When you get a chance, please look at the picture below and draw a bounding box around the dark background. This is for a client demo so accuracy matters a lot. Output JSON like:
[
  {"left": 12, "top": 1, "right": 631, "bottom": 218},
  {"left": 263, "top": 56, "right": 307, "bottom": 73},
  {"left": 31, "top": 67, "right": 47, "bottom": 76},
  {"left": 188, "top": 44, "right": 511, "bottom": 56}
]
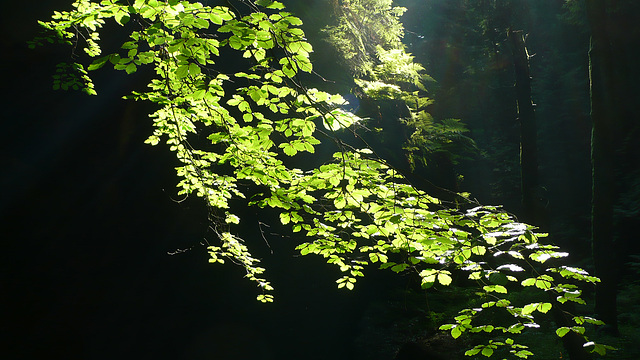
[{"left": 2, "top": 1, "right": 639, "bottom": 359}]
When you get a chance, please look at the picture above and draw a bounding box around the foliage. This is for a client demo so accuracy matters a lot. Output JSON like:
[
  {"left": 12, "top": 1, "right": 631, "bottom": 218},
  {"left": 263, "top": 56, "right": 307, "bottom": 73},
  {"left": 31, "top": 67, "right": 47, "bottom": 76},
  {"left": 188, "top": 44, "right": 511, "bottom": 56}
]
[
  {"left": 322, "top": 0, "right": 406, "bottom": 77},
  {"left": 323, "top": 0, "right": 474, "bottom": 172},
  {"left": 34, "top": 0, "right": 611, "bottom": 357}
]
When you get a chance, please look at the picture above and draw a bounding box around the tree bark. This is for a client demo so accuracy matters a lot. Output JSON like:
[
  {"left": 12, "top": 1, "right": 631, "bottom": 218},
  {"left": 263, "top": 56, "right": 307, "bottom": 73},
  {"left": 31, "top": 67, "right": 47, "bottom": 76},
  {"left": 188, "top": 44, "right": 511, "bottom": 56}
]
[{"left": 586, "top": 0, "right": 619, "bottom": 335}]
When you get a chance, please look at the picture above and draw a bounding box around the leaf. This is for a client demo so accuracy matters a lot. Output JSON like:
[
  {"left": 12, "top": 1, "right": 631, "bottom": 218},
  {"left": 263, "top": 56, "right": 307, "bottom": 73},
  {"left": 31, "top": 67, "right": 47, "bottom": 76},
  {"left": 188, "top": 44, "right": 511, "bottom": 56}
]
[
  {"left": 481, "top": 346, "right": 494, "bottom": 357},
  {"left": 125, "top": 62, "right": 137, "bottom": 74},
  {"left": 522, "top": 303, "right": 538, "bottom": 315},
  {"left": 88, "top": 55, "right": 111, "bottom": 71},
  {"left": 209, "top": 13, "right": 223, "bottom": 25},
  {"left": 534, "top": 275, "right": 554, "bottom": 290},
  {"left": 488, "top": 272, "right": 508, "bottom": 286},
  {"left": 390, "top": 263, "right": 408, "bottom": 273},
  {"left": 229, "top": 35, "right": 243, "bottom": 50},
  {"left": 255, "top": 0, "right": 274, "bottom": 7},
  {"left": 451, "top": 326, "right": 462, "bottom": 339},
  {"left": 465, "top": 348, "right": 481, "bottom": 356},
  {"left": 114, "top": 11, "right": 130, "bottom": 25},
  {"left": 334, "top": 197, "right": 346, "bottom": 209},
  {"left": 471, "top": 245, "right": 486, "bottom": 255},
  {"left": 437, "top": 272, "right": 452, "bottom": 286},
  {"left": 506, "top": 323, "right": 525, "bottom": 334},
  {"left": 188, "top": 63, "right": 201, "bottom": 76},
  {"left": 190, "top": 89, "right": 206, "bottom": 101},
  {"left": 141, "top": 6, "right": 157, "bottom": 19},
  {"left": 556, "top": 327, "right": 570, "bottom": 338},
  {"left": 538, "top": 302, "right": 552, "bottom": 313},
  {"left": 194, "top": 17, "right": 209, "bottom": 29},
  {"left": 225, "top": 213, "right": 240, "bottom": 224},
  {"left": 281, "top": 143, "right": 297, "bottom": 156},
  {"left": 176, "top": 64, "right": 189, "bottom": 79},
  {"left": 483, "top": 285, "right": 507, "bottom": 294},
  {"left": 265, "top": 1, "right": 286, "bottom": 10},
  {"left": 279, "top": 212, "right": 290, "bottom": 225},
  {"left": 287, "top": 41, "right": 312, "bottom": 55},
  {"left": 345, "top": 282, "right": 354, "bottom": 290},
  {"left": 514, "top": 350, "right": 534, "bottom": 358}
]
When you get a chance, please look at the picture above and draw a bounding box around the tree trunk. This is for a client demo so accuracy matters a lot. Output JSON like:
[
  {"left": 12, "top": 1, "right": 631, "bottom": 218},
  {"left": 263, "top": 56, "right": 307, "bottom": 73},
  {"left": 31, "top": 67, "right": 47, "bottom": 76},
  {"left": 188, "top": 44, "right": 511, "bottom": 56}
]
[
  {"left": 586, "top": 0, "right": 619, "bottom": 335},
  {"left": 510, "top": 27, "right": 591, "bottom": 360},
  {"left": 508, "top": 29, "right": 541, "bottom": 225}
]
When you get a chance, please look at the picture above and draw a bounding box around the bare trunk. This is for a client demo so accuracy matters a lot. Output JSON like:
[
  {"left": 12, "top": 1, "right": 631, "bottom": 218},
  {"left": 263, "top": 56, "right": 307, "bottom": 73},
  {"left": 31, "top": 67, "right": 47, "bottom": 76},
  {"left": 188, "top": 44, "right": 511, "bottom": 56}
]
[
  {"left": 586, "top": 0, "right": 619, "bottom": 334},
  {"left": 508, "top": 29, "right": 541, "bottom": 226}
]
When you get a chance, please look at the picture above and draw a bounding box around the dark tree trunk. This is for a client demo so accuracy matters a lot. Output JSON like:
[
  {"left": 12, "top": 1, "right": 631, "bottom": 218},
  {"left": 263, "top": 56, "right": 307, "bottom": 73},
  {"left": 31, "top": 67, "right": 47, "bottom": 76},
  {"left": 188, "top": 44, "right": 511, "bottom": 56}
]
[
  {"left": 586, "top": 0, "right": 619, "bottom": 334},
  {"left": 508, "top": 29, "right": 542, "bottom": 226},
  {"left": 510, "top": 27, "right": 591, "bottom": 360}
]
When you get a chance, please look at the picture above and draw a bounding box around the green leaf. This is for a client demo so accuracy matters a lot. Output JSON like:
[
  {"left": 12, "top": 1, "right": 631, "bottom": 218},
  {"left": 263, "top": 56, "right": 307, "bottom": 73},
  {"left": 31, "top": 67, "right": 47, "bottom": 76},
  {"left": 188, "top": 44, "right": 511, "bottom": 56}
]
[
  {"left": 194, "top": 17, "right": 209, "bottom": 29},
  {"left": 176, "top": 64, "right": 189, "bottom": 79},
  {"left": 506, "top": 323, "right": 525, "bottom": 334},
  {"left": 483, "top": 285, "right": 507, "bottom": 294},
  {"left": 190, "top": 89, "right": 206, "bottom": 101},
  {"left": 465, "top": 348, "right": 481, "bottom": 356},
  {"left": 437, "top": 272, "right": 452, "bottom": 286},
  {"left": 513, "top": 349, "right": 534, "bottom": 358},
  {"left": 109, "top": 54, "right": 121, "bottom": 65},
  {"left": 538, "top": 302, "right": 552, "bottom": 313},
  {"left": 471, "top": 245, "right": 486, "bottom": 255},
  {"left": 125, "top": 62, "right": 137, "bottom": 74},
  {"left": 451, "top": 326, "right": 462, "bottom": 339},
  {"left": 258, "top": 0, "right": 285, "bottom": 10},
  {"left": 114, "top": 11, "right": 130, "bottom": 25},
  {"left": 488, "top": 272, "right": 508, "bottom": 286},
  {"left": 281, "top": 143, "right": 297, "bottom": 156},
  {"left": 188, "top": 63, "right": 201, "bottom": 76},
  {"left": 225, "top": 213, "right": 240, "bottom": 224},
  {"left": 556, "top": 327, "right": 570, "bottom": 338},
  {"left": 481, "top": 346, "right": 494, "bottom": 357},
  {"left": 390, "top": 263, "right": 408, "bottom": 273},
  {"left": 88, "top": 55, "right": 111, "bottom": 71},
  {"left": 279, "top": 212, "right": 290, "bottom": 225},
  {"left": 345, "top": 282, "right": 354, "bottom": 290},
  {"left": 140, "top": 6, "right": 156, "bottom": 19},
  {"left": 534, "top": 275, "right": 554, "bottom": 290},
  {"left": 522, "top": 303, "right": 538, "bottom": 315}
]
